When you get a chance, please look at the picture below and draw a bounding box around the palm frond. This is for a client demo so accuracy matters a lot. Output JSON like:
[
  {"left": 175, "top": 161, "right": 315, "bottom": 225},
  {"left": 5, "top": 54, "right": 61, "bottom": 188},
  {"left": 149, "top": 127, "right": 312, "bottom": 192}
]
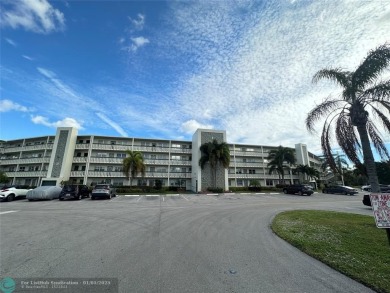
[
  {"left": 370, "top": 105, "right": 390, "bottom": 134},
  {"left": 306, "top": 98, "right": 344, "bottom": 133},
  {"left": 312, "top": 68, "right": 351, "bottom": 88},
  {"left": 367, "top": 121, "right": 390, "bottom": 160},
  {"left": 335, "top": 114, "right": 361, "bottom": 166},
  {"left": 353, "top": 43, "right": 390, "bottom": 89},
  {"left": 321, "top": 122, "right": 338, "bottom": 173},
  {"left": 362, "top": 80, "right": 390, "bottom": 101}
]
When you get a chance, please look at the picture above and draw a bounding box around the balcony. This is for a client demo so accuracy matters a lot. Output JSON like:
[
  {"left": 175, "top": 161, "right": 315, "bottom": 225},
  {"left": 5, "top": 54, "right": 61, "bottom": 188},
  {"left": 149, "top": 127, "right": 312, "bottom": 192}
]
[
  {"left": 88, "top": 157, "right": 124, "bottom": 164},
  {"left": 1, "top": 144, "right": 53, "bottom": 153},
  {"left": 75, "top": 143, "right": 90, "bottom": 150},
  {"left": 92, "top": 144, "right": 131, "bottom": 151},
  {"left": 5, "top": 171, "right": 47, "bottom": 177}
]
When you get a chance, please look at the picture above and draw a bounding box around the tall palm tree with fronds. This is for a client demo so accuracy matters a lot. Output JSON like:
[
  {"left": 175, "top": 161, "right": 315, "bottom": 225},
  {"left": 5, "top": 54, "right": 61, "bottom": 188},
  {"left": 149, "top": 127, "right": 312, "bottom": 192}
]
[
  {"left": 123, "top": 150, "right": 145, "bottom": 187},
  {"left": 306, "top": 43, "right": 390, "bottom": 193},
  {"left": 267, "top": 146, "right": 296, "bottom": 184},
  {"left": 199, "top": 139, "right": 230, "bottom": 188}
]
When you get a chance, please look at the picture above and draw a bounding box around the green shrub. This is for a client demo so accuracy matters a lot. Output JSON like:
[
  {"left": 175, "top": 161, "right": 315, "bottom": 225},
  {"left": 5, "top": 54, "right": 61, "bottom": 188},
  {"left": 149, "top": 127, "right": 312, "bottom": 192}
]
[{"left": 207, "top": 187, "right": 224, "bottom": 193}]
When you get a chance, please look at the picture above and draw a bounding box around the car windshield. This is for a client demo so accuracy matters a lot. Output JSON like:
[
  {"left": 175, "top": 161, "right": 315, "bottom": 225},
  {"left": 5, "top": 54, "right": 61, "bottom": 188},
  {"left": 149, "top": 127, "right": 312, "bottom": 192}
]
[{"left": 94, "top": 185, "right": 109, "bottom": 189}]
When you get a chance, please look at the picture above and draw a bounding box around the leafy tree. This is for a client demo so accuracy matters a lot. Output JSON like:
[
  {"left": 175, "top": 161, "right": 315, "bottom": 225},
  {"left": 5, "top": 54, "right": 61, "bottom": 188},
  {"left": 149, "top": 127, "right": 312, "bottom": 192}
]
[
  {"left": 122, "top": 150, "right": 145, "bottom": 187},
  {"left": 199, "top": 139, "right": 230, "bottom": 188},
  {"left": 267, "top": 146, "right": 296, "bottom": 184},
  {"left": 0, "top": 171, "right": 9, "bottom": 184},
  {"left": 306, "top": 43, "right": 390, "bottom": 193}
]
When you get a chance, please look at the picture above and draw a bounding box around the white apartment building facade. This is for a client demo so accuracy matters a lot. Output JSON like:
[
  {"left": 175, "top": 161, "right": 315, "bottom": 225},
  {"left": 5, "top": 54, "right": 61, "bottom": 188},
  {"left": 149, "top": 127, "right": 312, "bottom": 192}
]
[{"left": 0, "top": 127, "right": 323, "bottom": 192}]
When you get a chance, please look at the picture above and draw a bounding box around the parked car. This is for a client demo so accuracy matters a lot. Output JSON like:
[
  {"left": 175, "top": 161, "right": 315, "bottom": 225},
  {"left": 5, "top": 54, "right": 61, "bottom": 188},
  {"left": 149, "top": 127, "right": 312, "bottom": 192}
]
[
  {"left": 362, "top": 194, "right": 371, "bottom": 206},
  {"left": 0, "top": 185, "right": 31, "bottom": 202},
  {"left": 282, "top": 185, "right": 314, "bottom": 196},
  {"left": 59, "top": 184, "right": 90, "bottom": 200},
  {"left": 27, "top": 186, "right": 62, "bottom": 201},
  {"left": 322, "top": 185, "right": 358, "bottom": 195},
  {"left": 361, "top": 184, "right": 390, "bottom": 192},
  {"left": 91, "top": 184, "right": 116, "bottom": 200}
]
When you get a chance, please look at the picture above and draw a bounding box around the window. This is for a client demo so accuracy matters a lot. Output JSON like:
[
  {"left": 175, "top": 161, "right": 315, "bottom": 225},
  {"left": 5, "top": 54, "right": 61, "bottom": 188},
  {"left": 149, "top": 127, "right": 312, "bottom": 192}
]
[
  {"left": 86, "top": 140, "right": 90, "bottom": 143},
  {"left": 171, "top": 155, "right": 180, "bottom": 160},
  {"left": 237, "top": 180, "right": 243, "bottom": 186},
  {"left": 117, "top": 153, "right": 126, "bottom": 158},
  {"left": 78, "top": 140, "right": 84, "bottom": 143},
  {"left": 19, "top": 166, "right": 25, "bottom": 171},
  {"left": 81, "top": 166, "right": 86, "bottom": 171},
  {"left": 77, "top": 153, "right": 81, "bottom": 157},
  {"left": 150, "top": 167, "right": 155, "bottom": 172},
  {"left": 172, "top": 144, "right": 180, "bottom": 148},
  {"left": 74, "top": 166, "right": 79, "bottom": 171},
  {"left": 110, "top": 141, "right": 116, "bottom": 145},
  {"left": 84, "top": 153, "right": 88, "bottom": 157},
  {"left": 249, "top": 169, "right": 255, "bottom": 174},
  {"left": 94, "top": 166, "right": 105, "bottom": 171},
  {"left": 266, "top": 179, "right": 273, "bottom": 186},
  {"left": 28, "top": 166, "right": 34, "bottom": 171}
]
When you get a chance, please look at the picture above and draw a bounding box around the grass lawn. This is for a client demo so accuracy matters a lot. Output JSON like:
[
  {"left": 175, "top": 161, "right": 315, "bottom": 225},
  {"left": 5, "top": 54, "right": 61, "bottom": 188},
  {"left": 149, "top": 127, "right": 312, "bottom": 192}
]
[{"left": 271, "top": 210, "right": 390, "bottom": 293}]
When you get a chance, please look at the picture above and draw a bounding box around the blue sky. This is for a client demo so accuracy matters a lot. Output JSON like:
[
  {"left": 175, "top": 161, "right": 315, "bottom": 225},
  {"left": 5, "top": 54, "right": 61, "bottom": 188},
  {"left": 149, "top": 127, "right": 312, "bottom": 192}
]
[{"left": 1, "top": 0, "right": 389, "bottom": 156}]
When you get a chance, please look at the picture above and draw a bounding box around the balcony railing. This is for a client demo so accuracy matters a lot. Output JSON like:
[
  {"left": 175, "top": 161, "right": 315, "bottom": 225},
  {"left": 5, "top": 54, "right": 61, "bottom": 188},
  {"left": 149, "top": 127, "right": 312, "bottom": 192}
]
[
  {"left": 1, "top": 144, "right": 53, "bottom": 153},
  {"left": 5, "top": 171, "right": 47, "bottom": 177}
]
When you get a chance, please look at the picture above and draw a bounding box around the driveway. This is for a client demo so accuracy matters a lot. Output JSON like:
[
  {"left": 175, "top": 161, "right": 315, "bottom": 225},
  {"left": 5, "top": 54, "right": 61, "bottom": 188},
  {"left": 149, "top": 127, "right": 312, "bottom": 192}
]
[{"left": 0, "top": 192, "right": 375, "bottom": 292}]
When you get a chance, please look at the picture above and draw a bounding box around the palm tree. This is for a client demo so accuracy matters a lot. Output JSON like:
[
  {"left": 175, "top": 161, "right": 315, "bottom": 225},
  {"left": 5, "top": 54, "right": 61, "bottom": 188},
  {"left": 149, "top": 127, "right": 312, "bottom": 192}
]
[
  {"left": 122, "top": 150, "right": 145, "bottom": 187},
  {"left": 267, "top": 146, "right": 296, "bottom": 184},
  {"left": 295, "top": 164, "right": 320, "bottom": 183},
  {"left": 199, "top": 139, "right": 230, "bottom": 188},
  {"left": 306, "top": 43, "right": 390, "bottom": 193}
]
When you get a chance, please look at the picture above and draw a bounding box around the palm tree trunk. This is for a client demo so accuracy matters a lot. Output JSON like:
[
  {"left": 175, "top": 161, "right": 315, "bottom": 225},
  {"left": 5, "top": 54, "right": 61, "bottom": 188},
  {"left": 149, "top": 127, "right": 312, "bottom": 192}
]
[{"left": 357, "top": 125, "right": 380, "bottom": 193}]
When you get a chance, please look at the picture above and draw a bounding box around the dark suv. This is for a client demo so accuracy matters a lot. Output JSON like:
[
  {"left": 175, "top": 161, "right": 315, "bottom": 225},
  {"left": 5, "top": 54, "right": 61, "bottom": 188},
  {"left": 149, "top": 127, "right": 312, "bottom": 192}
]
[
  {"left": 283, "top": 185, "right": 314, "bottom": 196},
  {"left": 59, "top": 184, "right": 90, "bottom": 200}
]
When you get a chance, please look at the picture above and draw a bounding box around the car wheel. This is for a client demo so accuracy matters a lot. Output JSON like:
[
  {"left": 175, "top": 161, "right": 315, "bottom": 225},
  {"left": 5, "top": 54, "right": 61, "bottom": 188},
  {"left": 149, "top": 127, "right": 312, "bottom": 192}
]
[
  {"left": 28, "top": 199, "right": 34, "bottom": 202},
  {"left": 107, "top": 194, "right": 112, "bottom": 199},
  {"left": 298, "top": 191, "right": 303, "bottom": 196},
  {"left": 76, "top": 194, "right": 81, "bottom": 200},
  {"left": 91, "top": 196, "right": 95, "bottom": 200},
  {"left": 7, "top": 194, "right": 15, "bottom": 202},
  {"left": 283, "top": 189, "right": 288, "bottom": 194},
  {"left": 59, "top": 197, "right": 64, "bottom": 201}
]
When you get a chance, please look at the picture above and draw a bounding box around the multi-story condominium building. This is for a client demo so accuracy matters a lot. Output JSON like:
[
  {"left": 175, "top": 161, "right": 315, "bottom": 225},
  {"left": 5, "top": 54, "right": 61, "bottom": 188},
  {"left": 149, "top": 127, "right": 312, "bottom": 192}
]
[{"left": 0, "top": 127, "right": 323, "bottom": 192}]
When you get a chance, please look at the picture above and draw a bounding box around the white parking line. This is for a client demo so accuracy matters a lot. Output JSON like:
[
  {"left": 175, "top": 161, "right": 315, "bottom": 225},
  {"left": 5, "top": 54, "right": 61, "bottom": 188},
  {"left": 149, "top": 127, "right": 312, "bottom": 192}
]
[
  {"left": 137, "top": 196, "right": 142, "bottom": 202},
  {"left": 0, "top": 210, "right": 19, "bottom": 215},
  {"left": 255, "top": 193, "right": 266, "bottom": 195},
  {"left": 180, "top": 194, "right": 189, "bottom": 201},
  {"left": 124, "top": 194, "right": 139, "bottom": 197}
]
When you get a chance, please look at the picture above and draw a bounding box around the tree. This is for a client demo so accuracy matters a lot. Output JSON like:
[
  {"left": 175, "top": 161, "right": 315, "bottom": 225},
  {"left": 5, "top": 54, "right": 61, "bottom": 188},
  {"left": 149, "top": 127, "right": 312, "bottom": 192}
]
[
  {"left": 199, "top": 139, "right": 230, "bottom": 188},
  {"left": 295, "top": 164, "right": 320, "bottom": 183},
  {"left": 122, "top": 150, "right": 145, "bottom": 187},
  {"left": 306, "top": 43, "right": 390, "bottom": 193},
  {"left": 267, "top": 146, "right": 296, "bottom": 184},
  {"left": 0, "top": 171, "right": 9, "bottom": 184}
]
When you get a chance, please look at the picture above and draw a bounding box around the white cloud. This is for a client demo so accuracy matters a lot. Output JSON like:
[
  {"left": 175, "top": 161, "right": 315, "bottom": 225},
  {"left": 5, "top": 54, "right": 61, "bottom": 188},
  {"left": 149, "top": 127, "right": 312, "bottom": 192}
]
[
  {"left": 159, "top": 0, "right": 390, "bottom": 152},
  {"left": 31, "top": 115, "right": 83, "bottom": 129},
  {"left": 0, "top": 0, "right": 65, "bottom": 34},
  {"left": 0, "top": 99, "right": 31, "bottom": 112},
  {"left": 4, "top": 38, "right": 17, "bottom": 46},
  {"left": 22, "top": 54, "right": 34, "bottom": 60},
  {"left": 181, "top": 120, "right": 213, "bottom": 134},
  {"left": 96, "top": 112, "right": 128, "bottom": 137},
  {"left": 128, "top": 13, "right": 145, "bottom": 30},
  {"left": 129, "top": 36, "right": 150, "bottom": 52}
]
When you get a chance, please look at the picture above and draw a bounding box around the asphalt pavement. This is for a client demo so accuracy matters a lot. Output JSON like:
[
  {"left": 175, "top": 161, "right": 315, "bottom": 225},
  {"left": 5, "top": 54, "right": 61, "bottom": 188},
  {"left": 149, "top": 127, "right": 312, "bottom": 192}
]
[{"left": 0, "top": 191, "right": 376, "bottom": 293}]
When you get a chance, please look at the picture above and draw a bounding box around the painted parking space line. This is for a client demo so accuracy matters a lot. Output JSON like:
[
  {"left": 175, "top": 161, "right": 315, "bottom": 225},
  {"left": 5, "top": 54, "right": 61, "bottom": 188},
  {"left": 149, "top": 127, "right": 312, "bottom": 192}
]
[
  {"left": 0, "top": 210, "right": 19, "bottom": 215},
  {"left": 180, "top": 194, "right": 189, "bottom": 201},
  {"left": 124, "top": 194, "right": 140, "bottom": 197}
]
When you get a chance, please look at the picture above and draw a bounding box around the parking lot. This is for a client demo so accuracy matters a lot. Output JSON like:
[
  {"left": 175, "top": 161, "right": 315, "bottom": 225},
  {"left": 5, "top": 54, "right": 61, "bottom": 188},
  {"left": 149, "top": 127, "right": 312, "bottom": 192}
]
[{"left": 0, "top": 192, "right": 375, "bottom": 293}]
